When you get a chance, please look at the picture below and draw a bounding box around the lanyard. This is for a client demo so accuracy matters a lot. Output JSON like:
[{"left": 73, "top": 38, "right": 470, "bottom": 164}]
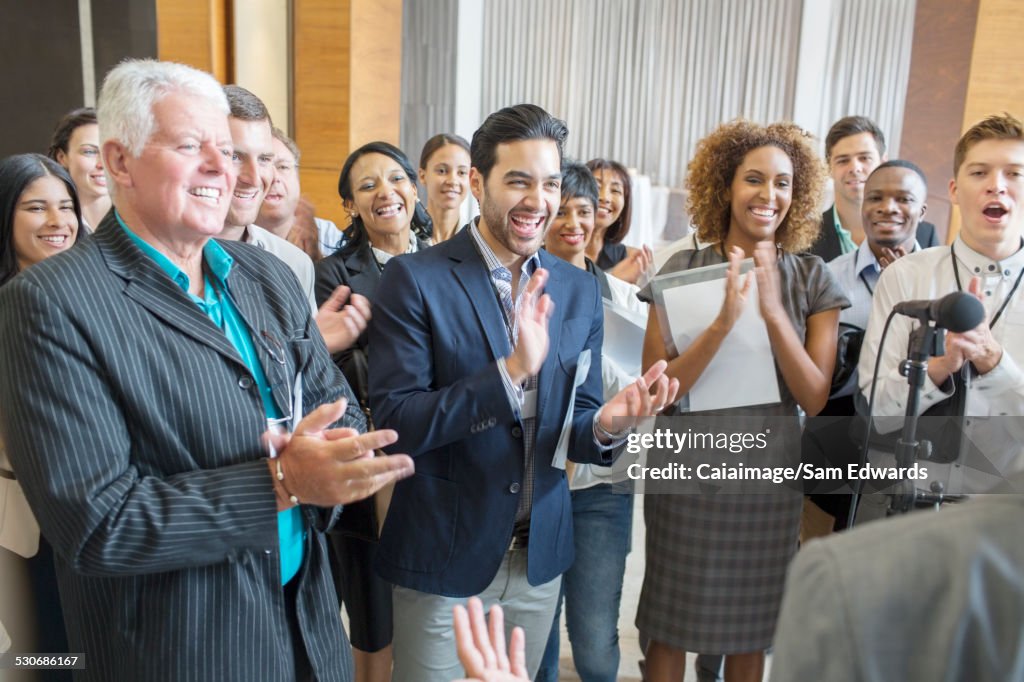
[{"left": 950, "top": 242, "right": 1024, "bottom": 329}]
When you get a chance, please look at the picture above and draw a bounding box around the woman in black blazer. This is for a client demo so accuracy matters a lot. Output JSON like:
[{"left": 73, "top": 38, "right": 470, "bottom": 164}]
[{"left": 314, "top": 141, "right": 430, "bottom": 682}]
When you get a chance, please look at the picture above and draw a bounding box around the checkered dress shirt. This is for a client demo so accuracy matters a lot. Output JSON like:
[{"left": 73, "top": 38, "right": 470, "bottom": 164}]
[{"left": 468, "top": 222, "right": 540, "bottom": 523}]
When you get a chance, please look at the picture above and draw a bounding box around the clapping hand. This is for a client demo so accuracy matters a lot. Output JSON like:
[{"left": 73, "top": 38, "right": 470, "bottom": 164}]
[
  {"left": 505, "top": 269, "right": 553, "bottom": 383},
  {"left": 878, "top": 245, "right": 909, "bottom": 269},
  {"left": 753, "top": 241, "right": 786, "bottom": 324},
  {"left": 265, "top": 399, "right": 414, "bottom": 510},
  {"left": 316, "top": 285, "right": 372, "bottom": 354},
  {"left": 287, "top": 197, "right": 323, "bottom": 260},
  {"left": 609, "top": 245, "right": 654, "bottom": 285},
  {"left": 715, "top": 246, "right": 754, "bottom": 331},
  {"left": 598, "top": 359, "right": 679, "bottom": 438}
]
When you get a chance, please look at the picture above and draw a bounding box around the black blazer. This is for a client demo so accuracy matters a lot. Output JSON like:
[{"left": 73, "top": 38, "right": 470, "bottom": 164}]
[
  {"left": 313, "top": 229, "right": 430, "bottom": 541},
  {"left": 313, "top": 229, "right": 431, "bottom": 413},
  {"left": 0, "top": 213, "right": 364, "bottom": 681},
  {"left": 808, "top": 206, "right": 940, "bottom": 262}
]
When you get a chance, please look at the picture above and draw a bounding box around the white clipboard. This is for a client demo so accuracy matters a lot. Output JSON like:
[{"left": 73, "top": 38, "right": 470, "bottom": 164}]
[{"left": 650, "top": 259, "right": 780, "bottom": 411}]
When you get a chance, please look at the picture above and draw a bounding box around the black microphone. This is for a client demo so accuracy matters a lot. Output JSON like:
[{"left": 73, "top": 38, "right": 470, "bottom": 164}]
[{"left": 893, "top": 291, "right": 985, "bottom": 332}]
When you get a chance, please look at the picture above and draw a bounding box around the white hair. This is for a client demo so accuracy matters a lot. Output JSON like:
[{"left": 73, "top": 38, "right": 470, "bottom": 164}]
[{"left": 97, "top": 59, "right": 229, "bottom": 158}]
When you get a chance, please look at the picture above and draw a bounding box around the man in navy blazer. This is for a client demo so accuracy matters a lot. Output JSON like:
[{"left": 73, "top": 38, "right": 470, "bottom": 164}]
[
  {"left": 0, "top": 60, "right": 412, "bottom": 682},
  {"left": 368, "top": 104, "right": 677, "bottom": 681}
]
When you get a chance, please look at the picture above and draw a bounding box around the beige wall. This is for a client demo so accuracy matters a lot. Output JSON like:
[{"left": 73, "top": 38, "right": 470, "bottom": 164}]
[
  {"left": 156, "top": 0, "right": 231, "bottom": 83},
  {"left": 234, "top": 0, "right": 291, "bottom": 131},
  {"left": 953, "top": 0, "right": 1024, "bottom": 240},
  {"left": 293, "top": 0, "right": 402, "bottom": 228}
]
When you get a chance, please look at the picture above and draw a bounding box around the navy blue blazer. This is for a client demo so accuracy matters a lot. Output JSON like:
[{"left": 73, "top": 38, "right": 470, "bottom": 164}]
[{"left": 368, "top": 228, "right": 613, "bottom": 596}]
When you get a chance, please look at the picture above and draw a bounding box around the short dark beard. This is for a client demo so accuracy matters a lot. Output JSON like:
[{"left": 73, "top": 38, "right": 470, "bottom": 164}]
[{"left": 478, "top": 192, "right": 548, "bottom": 260}]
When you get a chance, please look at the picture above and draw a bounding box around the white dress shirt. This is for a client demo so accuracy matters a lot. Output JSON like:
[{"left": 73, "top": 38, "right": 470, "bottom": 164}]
[
  {"left": 315, "top": 217, "right": 346, "bottom": 256},
  {"left": 859, "top": 237, "right": 1024, "bottom": 492},
  {"left": 243, "top": 224, "right": 317, "bottom": 314}
]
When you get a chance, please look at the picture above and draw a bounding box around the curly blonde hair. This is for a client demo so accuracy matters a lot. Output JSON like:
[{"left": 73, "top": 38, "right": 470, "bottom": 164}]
[{"left": 686, "top": 119, "right": 825, "bottom": 252}]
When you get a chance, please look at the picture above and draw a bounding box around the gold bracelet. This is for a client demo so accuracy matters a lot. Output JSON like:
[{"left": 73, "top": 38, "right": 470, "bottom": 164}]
[{"left": 275, "top": 458, "right": 300, "bottom": 506}]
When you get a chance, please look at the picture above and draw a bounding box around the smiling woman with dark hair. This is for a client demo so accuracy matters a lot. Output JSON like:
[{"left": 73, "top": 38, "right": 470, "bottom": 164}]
[
  {"left": 585, "top": 158, "right": 653, "bottom": 284},
  {"left": 0, "top": 153, "right": 83, "bottom": 285},
  {"left": 314, "top": 140, "right": 432, "bottom": 682},
  {"left": 0, "top": 152, "right": 83, "bottom": 674}
]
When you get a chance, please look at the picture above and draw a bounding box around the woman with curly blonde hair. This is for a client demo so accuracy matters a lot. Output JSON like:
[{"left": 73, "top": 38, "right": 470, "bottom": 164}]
[{"left": 636, "top": 120, "right": 848, "bottom": 682}]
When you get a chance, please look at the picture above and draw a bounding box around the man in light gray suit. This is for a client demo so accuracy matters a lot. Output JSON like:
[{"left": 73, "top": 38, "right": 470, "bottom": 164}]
[
  {"left": 771, "top": 472, "right": 1024, "bottom": 681},
  {"left": 0, "top": 60, "right": 412, "bottom": 681}
]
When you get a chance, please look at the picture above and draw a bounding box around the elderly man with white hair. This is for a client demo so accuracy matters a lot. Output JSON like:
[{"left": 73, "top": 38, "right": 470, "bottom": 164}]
[{"left": 0, "top": 59, "right": 413, "bottom": 682}]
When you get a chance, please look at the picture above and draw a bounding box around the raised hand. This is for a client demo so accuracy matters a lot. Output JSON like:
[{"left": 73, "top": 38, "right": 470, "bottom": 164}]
[
  {"left": 753, "top": 241, "right": 786, "bottom": 324},
  {"left": 265, "top": 399, "right": 414, "bottom": 510},
  {"left": 452, "top": 597, "right": 529, "bottom": 682},
  {"left": 716, "top": 245, "right": 754, "bottom": 331},
  {"left": 598, "top": 359, "right": 680, "bottom": 437},
  {"left": 608, "top": 244, "right": 654, "bottom": 285},
  {"left": 505, "top": 268, "right": 553, "bottom": 384},
  {"left": 315, "top": 285, "right": 372, "bottom": 354}
]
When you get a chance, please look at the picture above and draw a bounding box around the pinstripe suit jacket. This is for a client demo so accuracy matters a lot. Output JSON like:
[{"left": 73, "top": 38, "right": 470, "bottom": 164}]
[{"left": 0, "top": 214, "right": 363, "bottom": 681}]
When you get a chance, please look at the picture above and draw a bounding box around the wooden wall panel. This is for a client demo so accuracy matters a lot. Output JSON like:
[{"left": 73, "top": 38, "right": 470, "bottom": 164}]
[
  {"left": 156, "top": 0, "right": 231, "bottom": 82},
  {"left": 951, "top": 0, "right": 1024, "bottom": 241},
  {"left": 348, "top": 0, "right": 403, "bottom": 148},
  {"left": 294, "top": 0, "right": 351, "bottom": 170},
  {"left": 900, "top": 0, "right": 979, "bottom": 243},
  {"left": 962, "top": 0, "right": 1024, "bottom": 128},
  {"left": 303, "top": 169, "right": 353, "bottom": 232},
  {"left": 294, "top": 0, "right": 402, "bottom": 228}
]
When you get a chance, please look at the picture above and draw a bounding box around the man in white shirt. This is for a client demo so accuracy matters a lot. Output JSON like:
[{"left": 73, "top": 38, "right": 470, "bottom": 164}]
[
  {"left": 221, "top": 85, "right": 368, "bottom": 353},
  {"left": 859, "top": 113, "right": 1024, "bottom": 496},
  {"left": 219, "top": 86, "right": 316, "bottom": 309}
]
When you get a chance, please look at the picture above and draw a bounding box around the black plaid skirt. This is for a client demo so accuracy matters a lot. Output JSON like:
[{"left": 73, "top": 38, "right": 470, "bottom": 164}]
[{"left": 636, "top": 490, "right": 802, "bottom": 653}]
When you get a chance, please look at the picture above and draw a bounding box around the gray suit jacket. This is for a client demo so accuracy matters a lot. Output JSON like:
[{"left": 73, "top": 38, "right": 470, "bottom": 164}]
[
  {"left": 771, "top": 474, "right": 1024, "bottom": 682},
  {"left": 0, "top": 214, "right": 364, "bottom": 681}
]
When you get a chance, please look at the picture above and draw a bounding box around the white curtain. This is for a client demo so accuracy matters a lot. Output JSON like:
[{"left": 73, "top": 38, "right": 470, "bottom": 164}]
[
  {"left": 401, "top": 0, "right": 920, "bottom": 187},
  {"left": 817, "top": 0, "right": 917, "bottom": 156},
  {"left": 480, "top": 0, "right": 803, "bottom": 187},
  {"left": 400, "top": 0, "right": 459, "bottom": 164}
]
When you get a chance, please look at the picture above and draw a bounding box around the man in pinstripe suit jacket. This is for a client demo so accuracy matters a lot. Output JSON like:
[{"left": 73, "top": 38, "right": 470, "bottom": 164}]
[{"left": 0, "top": 60, "right": 412, "bottom": 681}]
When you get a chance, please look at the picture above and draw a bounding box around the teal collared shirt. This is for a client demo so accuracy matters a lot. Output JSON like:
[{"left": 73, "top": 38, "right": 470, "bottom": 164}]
[
  {"left": 833, "top": 208, "right": 858, "bottom": 255},
  {"left": 116, "top": 212, "right": 304, "bottom": 584}
]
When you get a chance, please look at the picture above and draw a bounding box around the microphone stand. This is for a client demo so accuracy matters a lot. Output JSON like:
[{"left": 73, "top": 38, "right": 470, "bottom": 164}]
[{"left": 890, "top": 322, "right": 945, "bottom": 514}]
